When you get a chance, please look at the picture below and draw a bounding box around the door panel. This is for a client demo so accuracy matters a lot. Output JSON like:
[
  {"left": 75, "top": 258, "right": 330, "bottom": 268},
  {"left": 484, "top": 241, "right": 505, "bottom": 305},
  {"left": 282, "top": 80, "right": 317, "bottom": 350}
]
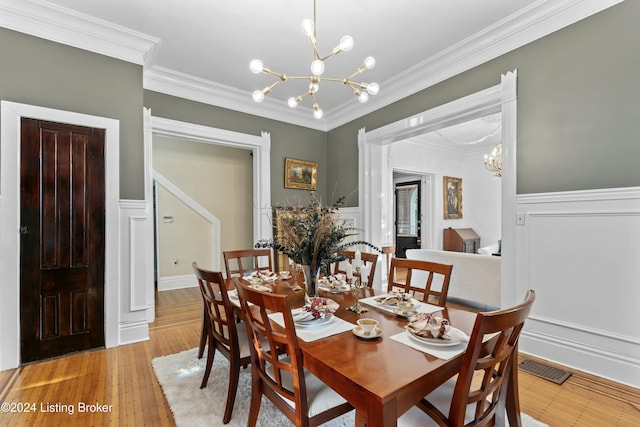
[
  {"left": 20, "top": 118, "right": 105, "bottom": 363},
  {"left": 395, "top": 181, "right": 422, "bottom": 258}
]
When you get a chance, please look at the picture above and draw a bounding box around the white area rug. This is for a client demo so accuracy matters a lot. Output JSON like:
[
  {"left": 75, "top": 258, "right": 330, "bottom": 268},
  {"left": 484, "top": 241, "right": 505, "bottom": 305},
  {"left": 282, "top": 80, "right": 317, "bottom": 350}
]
[{"left": 152, "top": 347, "right": 548, "bottom": 427}]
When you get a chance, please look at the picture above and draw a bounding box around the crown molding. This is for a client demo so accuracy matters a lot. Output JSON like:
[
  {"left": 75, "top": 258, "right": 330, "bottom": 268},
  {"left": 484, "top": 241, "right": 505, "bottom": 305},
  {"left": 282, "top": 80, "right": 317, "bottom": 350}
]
[
  {"left": 0, "top": 0, "right": 159, "bottom": 66},
  {"left": 143, "top": 66, "right": 328, "bottom": 131},
  {"left": 0, "top": 0, "right": 624, "bottom": 130}
]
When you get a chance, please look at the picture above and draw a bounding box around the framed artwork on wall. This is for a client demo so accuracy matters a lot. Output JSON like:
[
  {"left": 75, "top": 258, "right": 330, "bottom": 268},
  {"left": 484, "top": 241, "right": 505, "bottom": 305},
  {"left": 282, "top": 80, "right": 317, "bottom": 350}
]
[
  {"left": 285, "top": 158, "right": 317, "bottom": 190},
  {"left": 443, "top": 176, "right": 462, "bottom": 219}
]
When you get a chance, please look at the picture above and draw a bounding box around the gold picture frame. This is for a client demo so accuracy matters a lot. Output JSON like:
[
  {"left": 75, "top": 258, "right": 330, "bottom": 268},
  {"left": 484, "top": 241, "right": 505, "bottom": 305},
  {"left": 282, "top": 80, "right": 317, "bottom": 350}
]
[
  {"left": 443, "top": 176, "right": 462, "bottom": 219},
  {"left": 285, "top": 158, "right": 317, "bottom": 190}
]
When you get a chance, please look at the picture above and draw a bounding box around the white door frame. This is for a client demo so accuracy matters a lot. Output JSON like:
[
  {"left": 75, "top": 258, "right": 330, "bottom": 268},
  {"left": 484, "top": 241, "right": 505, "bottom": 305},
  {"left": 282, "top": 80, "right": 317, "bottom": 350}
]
[
  {"left": 0, "top": 101, "right": 120, "bottom": 370},
  {"left": 359, "top": 70, "right": 518, "bottom": 307}
]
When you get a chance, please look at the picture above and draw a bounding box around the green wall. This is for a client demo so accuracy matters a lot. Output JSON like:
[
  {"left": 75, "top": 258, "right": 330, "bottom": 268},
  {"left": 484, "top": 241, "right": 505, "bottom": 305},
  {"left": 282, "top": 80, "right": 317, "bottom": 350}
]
[
  {"left": 0, "top": 27, "right": 144, "bottom": 199},
  {"left": 143, "top": 91, "right": 328, "bottom": 205},
  {"left": 327, "top": 1, "right": 640, "bottom": 200},
  {"left": 3, "top": 1, "right": 638, "bottom": 203}
]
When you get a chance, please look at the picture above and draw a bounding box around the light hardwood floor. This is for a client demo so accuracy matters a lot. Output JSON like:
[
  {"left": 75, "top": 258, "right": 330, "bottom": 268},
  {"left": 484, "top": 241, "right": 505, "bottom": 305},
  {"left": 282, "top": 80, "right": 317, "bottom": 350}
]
[{"left": 0, "top": 287, "right": 638, "bottom": 426}]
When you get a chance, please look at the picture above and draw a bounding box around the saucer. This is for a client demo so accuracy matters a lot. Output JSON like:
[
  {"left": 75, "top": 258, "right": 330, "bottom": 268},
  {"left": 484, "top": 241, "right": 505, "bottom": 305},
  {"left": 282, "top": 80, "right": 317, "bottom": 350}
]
[
  {"left": 352, "top": 326, "right": 382, "bottom": 340},
  {"left": 393, "top": 307, "right": 418, "bottom": 318}
]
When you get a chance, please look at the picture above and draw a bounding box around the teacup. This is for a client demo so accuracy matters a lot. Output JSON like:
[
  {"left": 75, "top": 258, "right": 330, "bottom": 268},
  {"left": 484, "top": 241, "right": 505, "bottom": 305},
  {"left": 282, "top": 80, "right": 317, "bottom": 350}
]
[
  {"left": 357, "top": 318, "right": 378, "bottom": 335},
  {"left": 279, "top": 270, "right": 291, "bottom": 279}
]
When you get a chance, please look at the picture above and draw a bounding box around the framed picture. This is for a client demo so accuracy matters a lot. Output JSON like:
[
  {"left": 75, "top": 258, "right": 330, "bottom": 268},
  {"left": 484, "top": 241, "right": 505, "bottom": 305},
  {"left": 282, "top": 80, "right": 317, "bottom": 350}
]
[
  {"left": 285, "top": 158, "right": 317, "bottom": 190},
  {"left": 443, "top": 176, "right": 462, "bottom": 219}
]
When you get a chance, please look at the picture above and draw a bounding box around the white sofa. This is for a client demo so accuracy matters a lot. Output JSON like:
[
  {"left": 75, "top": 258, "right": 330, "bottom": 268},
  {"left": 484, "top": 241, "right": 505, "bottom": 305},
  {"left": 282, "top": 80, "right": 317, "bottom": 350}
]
[{"left": 405, "top": 249, "right": 501, "bottom": 310}]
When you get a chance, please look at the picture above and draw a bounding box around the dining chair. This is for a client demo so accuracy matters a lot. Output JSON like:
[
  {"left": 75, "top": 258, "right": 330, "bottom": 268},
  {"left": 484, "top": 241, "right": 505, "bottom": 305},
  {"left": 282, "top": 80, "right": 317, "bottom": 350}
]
[
  {"left": 333, "top": 250, "right": 378, "bottom": 287},
  {"left": 398, "top": 290, "right": 536, "bottom": 427},
  {"left": 223, "top": 248, "right": 273, "bottom": 278},
  {"left": 381, "top": 245, "right": 396, "bottom": 290},
  {"left": 192, "top": 262, "right": 252, "bottom": 424},
  {"left": 235, "top": 282, "right": 354, "bottom": 427},
  {"left": 388, "top": 257, "right": 453, "bottom": 306}
]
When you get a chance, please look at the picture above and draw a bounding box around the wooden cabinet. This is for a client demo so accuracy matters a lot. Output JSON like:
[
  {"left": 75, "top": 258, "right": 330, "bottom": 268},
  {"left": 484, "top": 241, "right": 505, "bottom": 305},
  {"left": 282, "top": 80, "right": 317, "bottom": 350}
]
[{"left": 443, "top": 228, "right": 480, "bottom": 253}]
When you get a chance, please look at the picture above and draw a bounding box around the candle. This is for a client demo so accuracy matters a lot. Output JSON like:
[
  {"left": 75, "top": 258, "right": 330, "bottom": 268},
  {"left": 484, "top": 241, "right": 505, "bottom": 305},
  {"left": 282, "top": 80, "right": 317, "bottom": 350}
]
[
  {"left": 345, "top": 263, "right": 353, "bottom": 279},
  {"left": 354, "top": 250, "right": 362, "bottom": 268},
  {"left": 361, "top": 265, "right": 369, "bottom": 283}
]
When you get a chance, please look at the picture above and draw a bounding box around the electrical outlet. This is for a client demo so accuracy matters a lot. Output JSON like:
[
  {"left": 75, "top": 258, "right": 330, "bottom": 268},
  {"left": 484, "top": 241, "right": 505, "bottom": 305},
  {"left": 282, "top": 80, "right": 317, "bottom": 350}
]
[{"left": 516, "top": 213, "right": 525, "bottom": 225}]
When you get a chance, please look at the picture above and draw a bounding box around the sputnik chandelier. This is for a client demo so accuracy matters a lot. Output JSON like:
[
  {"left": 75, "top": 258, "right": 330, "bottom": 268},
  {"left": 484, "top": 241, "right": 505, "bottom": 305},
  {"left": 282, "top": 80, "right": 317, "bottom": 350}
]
[{"left": 249, "top": 0, "right": 379, "bottom": 119}]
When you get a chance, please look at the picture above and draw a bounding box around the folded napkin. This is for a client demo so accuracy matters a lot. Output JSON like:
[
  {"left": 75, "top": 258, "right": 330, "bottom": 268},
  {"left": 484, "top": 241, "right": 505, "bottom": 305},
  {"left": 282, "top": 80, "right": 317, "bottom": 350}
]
[
  {"left": 292, "top": 309, "right": 316, "bottom": 323},
  {"left": 406, "top": 312, "right": 469, "bottom": 342}
]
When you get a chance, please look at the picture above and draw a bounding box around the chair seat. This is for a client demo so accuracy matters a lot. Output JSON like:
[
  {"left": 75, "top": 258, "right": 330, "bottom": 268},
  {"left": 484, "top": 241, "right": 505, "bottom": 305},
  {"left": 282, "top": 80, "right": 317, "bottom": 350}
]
[
  {"left": 397, "top": 379, "right": 476, "bottom": 426},
  {"left": 267, "top": 358, "right": 350, "bottom": 418}
]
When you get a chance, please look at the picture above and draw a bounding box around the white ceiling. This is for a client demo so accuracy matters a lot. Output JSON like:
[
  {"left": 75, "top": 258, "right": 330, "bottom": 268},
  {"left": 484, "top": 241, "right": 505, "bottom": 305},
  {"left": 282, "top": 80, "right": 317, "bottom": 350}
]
[{"left": 0, "top": 1, "right": 620, "bottom": 131}]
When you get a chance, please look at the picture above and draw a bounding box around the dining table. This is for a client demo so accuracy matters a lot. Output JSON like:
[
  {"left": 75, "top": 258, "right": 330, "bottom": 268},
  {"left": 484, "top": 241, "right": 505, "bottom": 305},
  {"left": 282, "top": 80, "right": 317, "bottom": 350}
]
[{"left": 229, "top": 275, "right": 521, "bottom": 427}]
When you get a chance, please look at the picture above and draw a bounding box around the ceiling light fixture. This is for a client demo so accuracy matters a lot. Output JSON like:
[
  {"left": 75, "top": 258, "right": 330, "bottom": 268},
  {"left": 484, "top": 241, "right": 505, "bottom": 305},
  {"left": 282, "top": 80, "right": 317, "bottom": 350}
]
[
  {"left": 484, "top": 142, "right": 503, "bottom": 177},
  {"left": 249, "top": 0, "right": 379, "bottom": 119}
]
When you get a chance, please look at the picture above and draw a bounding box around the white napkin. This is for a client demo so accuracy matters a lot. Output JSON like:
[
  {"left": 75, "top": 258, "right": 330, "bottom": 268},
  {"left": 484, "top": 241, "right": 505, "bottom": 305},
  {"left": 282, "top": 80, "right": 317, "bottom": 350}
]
[
  {"left": 292, "top": 308, "right": 316, "bottom": 322},
  {"left": 249, "top": 284, "right": 272, "bottom": 293}
]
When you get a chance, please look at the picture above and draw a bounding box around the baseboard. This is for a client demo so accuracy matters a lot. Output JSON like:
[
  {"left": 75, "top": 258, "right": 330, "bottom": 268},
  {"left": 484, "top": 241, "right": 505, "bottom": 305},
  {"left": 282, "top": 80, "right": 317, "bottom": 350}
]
[
  {"left": 119, "top": 319, "right": 149, "bottom": 345},
  {"left": 158, "top": 274, "right": 196, "bottom": 291}
]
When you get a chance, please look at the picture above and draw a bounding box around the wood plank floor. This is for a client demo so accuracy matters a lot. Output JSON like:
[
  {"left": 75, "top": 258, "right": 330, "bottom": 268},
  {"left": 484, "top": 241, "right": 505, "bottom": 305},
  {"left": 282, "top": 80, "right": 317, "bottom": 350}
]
[{"left": 1, "top": 287, "right": 638, "bottom": 426}]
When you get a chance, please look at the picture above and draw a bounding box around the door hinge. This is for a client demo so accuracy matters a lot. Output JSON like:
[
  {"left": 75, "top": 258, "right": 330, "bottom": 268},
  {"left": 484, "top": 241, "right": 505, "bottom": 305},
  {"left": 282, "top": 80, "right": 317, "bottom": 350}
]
[{"left": 20, "top": 226, "right": 29, "bottom": 234}]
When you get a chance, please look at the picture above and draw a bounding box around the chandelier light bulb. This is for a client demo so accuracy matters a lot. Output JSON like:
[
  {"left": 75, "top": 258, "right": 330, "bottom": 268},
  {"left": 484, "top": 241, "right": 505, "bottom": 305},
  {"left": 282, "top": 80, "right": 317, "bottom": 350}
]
[
  {"left": 310, "top": 59, "right": 325, "bottom": 76},
  {"left": 366, "top": 82, "right": 380, "bottom": 95},
  {"left": 358, "top": 92, "right": 369, "bottom": 103},
  {"left": 313, "top": 105, "right": 323, "bottom": 119},
  {"left": 339, "top": 35, "right": 354, "bottom": 52},
  {"left": 249, "top": 59, "right": 264, "bottom": 74},
  {"left": 252, "top": 90, "right": 265, "bottom": 103},
  {"left": 288, "top": 97, "right": 298, "bottom": 108},
  {"left": 364, "top": 56, "right": 376, "bottom": 69},
  {"left": 301, "top": 18, "right": 314, "bottom": 36},
  {"left": 309, "top": 82, "right": 319, "bottom": 94}
]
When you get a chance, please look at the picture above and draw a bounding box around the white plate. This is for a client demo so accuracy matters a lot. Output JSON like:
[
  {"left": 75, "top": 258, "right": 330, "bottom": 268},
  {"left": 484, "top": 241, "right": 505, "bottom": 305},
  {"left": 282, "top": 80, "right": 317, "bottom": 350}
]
[
  {"left": 405, "top": 329, "right": 462, "bottom": 347},
  {"left": 353, "top": 326, "right": 382, "bottom": 339},
  {"left": 294, "top": 315, "right": 334, "bottom": 328}
]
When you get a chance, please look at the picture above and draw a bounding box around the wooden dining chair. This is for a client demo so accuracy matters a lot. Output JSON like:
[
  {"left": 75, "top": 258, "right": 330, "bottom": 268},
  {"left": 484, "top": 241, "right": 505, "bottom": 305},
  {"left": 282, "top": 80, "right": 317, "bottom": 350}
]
[
  {"left": 192, "top": 262, "right": 252, "bottom": 424},
  {"left": 388, "top": 257, "right": 453, "bottom": 306},
  {"left": 223, "top": 248, "right": 273, "bottom": 278},
  {"left": 235, "top": 282, "right": 354, "bottom": 427},
  {"left": 398, "top": 290, "right": 536, "bottom": 427},
  {"left": 333, "top": 250, "right": 378, "bottom": 287}
]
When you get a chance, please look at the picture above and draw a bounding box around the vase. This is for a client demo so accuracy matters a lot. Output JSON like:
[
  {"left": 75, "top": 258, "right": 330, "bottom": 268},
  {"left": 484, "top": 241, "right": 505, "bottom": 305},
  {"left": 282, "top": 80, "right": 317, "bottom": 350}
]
[{"left": 301, "top": 264, "right": 319, "bottom": 300}]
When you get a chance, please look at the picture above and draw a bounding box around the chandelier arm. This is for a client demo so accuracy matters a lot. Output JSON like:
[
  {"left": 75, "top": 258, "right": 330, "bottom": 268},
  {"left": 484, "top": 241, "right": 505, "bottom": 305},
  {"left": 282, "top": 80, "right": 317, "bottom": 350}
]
[
  {"left": 347, "top": 65, "right": 367, "bottom": 80},
  {"left": 261, "top": 67, "right": 287, "bottom": 81},
  {"left": 307, "top": 34, "right": 321, "bottom": 60}
]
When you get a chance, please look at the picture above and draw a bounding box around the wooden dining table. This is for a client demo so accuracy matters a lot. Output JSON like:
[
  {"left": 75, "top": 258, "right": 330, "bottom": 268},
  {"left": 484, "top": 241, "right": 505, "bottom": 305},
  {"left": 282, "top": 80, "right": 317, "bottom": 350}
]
[{"left": 230, "top": 277, "right": 521, "bottom": 427}]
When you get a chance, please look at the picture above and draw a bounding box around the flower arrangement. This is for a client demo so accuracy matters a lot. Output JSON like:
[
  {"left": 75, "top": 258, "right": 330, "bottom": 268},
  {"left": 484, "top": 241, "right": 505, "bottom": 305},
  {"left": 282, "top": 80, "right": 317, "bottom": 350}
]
[{"left": 256, "top": 193, "right": 378, "bottom": 294}]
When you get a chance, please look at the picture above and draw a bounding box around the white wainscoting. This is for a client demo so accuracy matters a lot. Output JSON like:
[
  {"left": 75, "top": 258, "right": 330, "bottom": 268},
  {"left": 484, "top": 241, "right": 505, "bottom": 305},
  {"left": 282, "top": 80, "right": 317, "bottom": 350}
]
[
  {"left": 516, "top": 187, "right": 640, "bottom": 388},
  {"left": 118, "top": 200, "right": 154, "bottom": 345}
]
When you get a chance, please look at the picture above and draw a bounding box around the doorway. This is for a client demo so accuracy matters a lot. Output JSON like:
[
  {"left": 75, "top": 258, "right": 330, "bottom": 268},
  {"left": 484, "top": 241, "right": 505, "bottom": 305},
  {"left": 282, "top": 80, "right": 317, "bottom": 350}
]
[
  {"left": 394, "top": 180, "right": 421, "bottom": 257},
  {"left": 359, "top": 71, "right": 518, "bottom": 307},
  {"left": 1, "top": 101, "right": 120, "bottom": 371}
]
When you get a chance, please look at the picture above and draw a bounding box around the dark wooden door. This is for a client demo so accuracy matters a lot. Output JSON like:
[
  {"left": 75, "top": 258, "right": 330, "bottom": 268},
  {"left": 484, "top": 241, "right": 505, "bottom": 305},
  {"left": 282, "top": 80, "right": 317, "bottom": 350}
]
[
  {"left": 395, "top": 180, "right": 422, "bottom": 258},
  {"left": 20, "top": 118, "right": 106, "bottom": 363}
]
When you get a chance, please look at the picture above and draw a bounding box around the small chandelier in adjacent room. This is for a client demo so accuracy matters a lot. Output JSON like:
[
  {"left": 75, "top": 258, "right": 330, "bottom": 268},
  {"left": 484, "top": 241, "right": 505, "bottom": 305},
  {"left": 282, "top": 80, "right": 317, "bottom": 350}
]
[
  {"left": 249, "top": 0, "right": 379, "bottom": 119},
  {"left": 484, "top": 142, "right": 503, "bottom": 177}
]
